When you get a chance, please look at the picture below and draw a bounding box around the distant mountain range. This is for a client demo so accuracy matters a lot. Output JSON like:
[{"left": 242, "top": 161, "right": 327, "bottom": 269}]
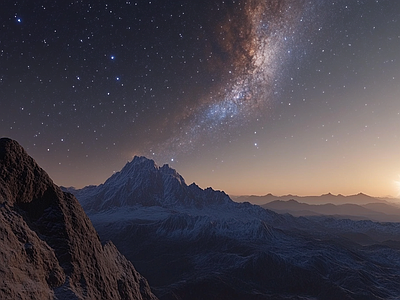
[
  {"left": 260, "top": 200, "right": 400, "bottom": 222},
  {"left": 67, "top": 156, "right": 400, "bottom": 300},
  {"left": 233, "top": 194, "right": 400, "bottom": 222},
  {"left": 232, "top": 193, "right": 399, "bottom": 206},
  {"left": 0, "top": 138, "right": 157, "bottom": 300}
]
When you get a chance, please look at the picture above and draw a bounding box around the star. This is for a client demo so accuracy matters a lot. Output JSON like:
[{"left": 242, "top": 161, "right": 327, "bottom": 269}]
[{"left": 1, "top": 0, "right": 399, "bottom": 197}]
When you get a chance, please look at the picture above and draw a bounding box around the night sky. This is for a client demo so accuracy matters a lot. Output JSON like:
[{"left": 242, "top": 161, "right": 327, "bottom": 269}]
[{"left": 1, "top": 0, "right": 400, "bottom": 197}]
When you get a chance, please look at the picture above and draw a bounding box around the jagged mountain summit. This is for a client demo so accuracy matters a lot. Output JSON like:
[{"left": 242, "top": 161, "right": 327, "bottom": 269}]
[
  {"left": 73, "top": 156, "right": 231, "bottom": 212},
  {"left": 69, "top": 156, "right": 277, "bottom": 241},
  {"left": 71, "top": 155, "right": 400, "bottom": 300},
  {"left": 0, "top": 138, "right": 158, "bottom": 300}
]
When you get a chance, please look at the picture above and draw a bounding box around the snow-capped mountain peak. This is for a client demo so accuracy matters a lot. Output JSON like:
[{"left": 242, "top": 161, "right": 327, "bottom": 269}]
[
  {"left": 75, "top": 156, "right": 230, "bottom": 211},
  {"left": 105, "top": 156, "right": 185, "bottom": 185},
  {"left": 69, "top": 154, "right": 400, "bottom": 299}
]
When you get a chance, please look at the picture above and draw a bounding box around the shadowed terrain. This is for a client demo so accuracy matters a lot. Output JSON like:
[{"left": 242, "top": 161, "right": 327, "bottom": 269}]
[{"left": 0, "top": 138, "right": 157, "bottom": 300}]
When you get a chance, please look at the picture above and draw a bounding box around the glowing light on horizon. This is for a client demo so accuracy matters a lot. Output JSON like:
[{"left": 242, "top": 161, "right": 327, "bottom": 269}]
[{"left": 394, "top": 176, "right": 400, "bottom": 196}]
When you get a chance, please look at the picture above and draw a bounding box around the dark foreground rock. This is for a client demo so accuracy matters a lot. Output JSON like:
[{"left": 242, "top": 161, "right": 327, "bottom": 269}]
[{"left": 0, "top": 138, "right": 157, "bottom": 300}]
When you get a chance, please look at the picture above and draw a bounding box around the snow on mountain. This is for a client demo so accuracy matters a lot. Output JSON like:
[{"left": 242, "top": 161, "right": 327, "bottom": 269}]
[
  {"left": 69, "top": 156, "right": 400, "bottom": 300},
  {"left": 70, "top": 155, "right": 400, "bottom": 246},
  {"left": 70, "top": 156, "right": 280, "bottom": 241},
  {"left": 74, "top": 156, "right": 232, "bottom": 212}
]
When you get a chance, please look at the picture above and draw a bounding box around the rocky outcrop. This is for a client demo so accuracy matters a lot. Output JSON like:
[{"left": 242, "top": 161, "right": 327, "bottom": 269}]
[{"left": 0, "top": 138, "right": 157, "bottom": 300}]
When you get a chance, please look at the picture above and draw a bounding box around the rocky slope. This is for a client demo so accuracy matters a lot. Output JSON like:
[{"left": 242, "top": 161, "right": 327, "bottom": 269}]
[
  {"left": 70, "top": 156, "right": 400, "bottom": 300},
  {"left": 0, "top": 138, "right": 157, "bottom": 300}
]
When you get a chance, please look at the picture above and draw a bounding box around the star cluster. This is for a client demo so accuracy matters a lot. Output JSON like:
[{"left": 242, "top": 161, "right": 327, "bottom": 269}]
[
  {"left": 152, "top": 0, "right": 318, "bottom": 158},
  {"left": 1, "top": 1, "right": 400, "bottom": 196}
]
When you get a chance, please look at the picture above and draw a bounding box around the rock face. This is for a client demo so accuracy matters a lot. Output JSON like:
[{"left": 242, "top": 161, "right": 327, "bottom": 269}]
[{"left": 0, "top": 138, "right": 158, "bottom": 300}]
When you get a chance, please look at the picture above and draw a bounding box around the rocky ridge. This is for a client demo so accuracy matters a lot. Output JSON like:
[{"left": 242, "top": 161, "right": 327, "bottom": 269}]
[{"left": 0, "top": 138, "right": 157, "bottom": 300}]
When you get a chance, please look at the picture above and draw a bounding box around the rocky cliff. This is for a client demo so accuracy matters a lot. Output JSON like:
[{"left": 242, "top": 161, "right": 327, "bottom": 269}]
[{"left": 0, "top": 137, "right": 157, "bottom": 300}]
